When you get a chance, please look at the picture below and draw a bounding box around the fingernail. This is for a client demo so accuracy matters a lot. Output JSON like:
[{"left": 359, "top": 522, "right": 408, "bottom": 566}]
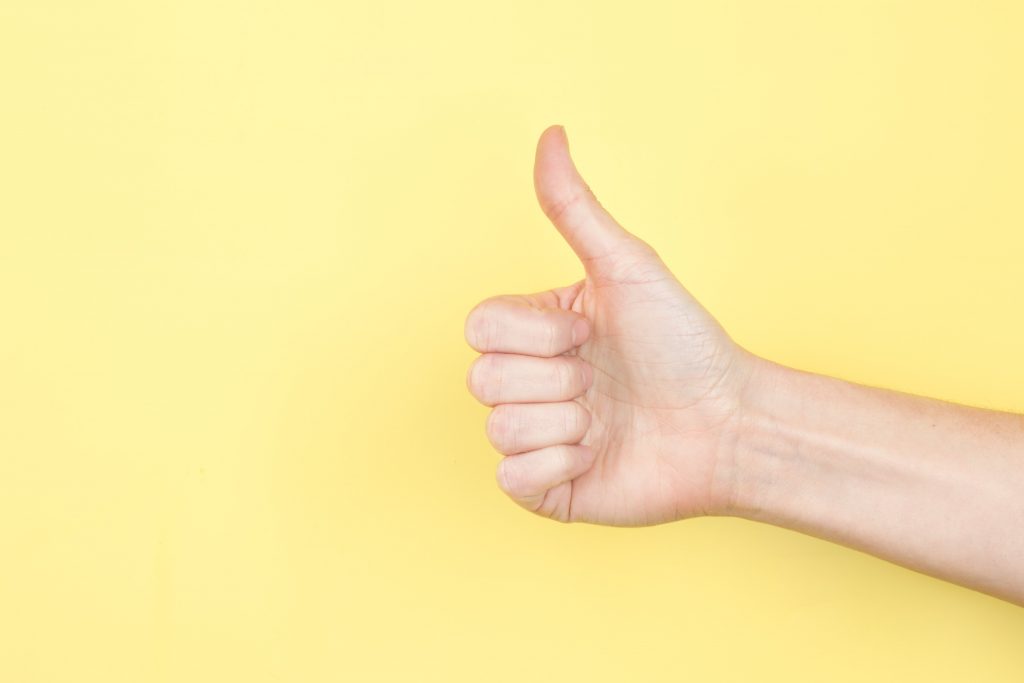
[{"left": 571, "top": 318, "right": 589, "bottom": 346}]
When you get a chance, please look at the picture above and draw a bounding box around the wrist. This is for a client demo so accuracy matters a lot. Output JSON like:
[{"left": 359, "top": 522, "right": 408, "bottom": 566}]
[
  {"left": 711, "top": 355, "right": 811, "bottom": 520},
  {"left": 701, "top": 351, "right": 780, "bottom": 517},
  {"left": 715, "top": 356, "right": 890, "bottom": 525}
]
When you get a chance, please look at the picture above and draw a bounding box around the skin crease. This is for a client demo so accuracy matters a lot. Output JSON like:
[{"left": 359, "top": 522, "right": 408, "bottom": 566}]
[
  {"left": 466, "top": 124, "right": 758, "bottom": 525},
  {"left": 465, "top": 125, "right": 1024, "bottom": 605}
]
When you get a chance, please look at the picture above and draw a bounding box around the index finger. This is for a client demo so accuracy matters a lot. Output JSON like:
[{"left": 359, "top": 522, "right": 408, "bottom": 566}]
[{"left": 464, "top": 296, "right": 591, "bottom": 358}]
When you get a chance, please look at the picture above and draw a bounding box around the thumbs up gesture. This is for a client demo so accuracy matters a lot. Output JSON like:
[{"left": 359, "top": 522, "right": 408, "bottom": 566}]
[{"left": 465, "top": 126, "right": 761, "bottom": 525}]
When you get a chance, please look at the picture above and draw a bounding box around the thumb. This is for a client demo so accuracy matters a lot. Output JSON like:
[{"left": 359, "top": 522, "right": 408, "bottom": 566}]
[{"left": 533, "top": 125, "right": 644, "bottom": 274}]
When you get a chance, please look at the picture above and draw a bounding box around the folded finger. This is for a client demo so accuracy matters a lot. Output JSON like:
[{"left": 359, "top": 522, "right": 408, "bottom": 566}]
[
  {"left": 496, "top": 444, "right": 596, "bottom": 510},
  {"left": 467, "top": 353, "right": 592, "bottom": 406},
  {"left": 464, "top": 296, "right": 590, "bottom": 357},
  {"left": 486, "top": 401, "right": 590, "bottom": 455}
]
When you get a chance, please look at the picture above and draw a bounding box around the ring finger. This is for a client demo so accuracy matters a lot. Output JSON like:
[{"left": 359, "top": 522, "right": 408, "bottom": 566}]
[{"left": 485, "top": 401, "right": 591, "bottom": 455}]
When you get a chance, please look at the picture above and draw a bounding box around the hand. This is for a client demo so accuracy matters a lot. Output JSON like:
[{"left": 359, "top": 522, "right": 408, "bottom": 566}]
[
  {"left": 463, "top": 126, "right": 1024, "bottom": 605},
  {"left": 465, "top": 125, "right": 760, "bottom": 525}
]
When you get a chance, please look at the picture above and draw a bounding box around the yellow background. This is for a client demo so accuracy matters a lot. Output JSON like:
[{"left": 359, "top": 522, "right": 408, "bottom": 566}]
[{"left": 2, "top": 1, "right": 1023, "bottom": 680}]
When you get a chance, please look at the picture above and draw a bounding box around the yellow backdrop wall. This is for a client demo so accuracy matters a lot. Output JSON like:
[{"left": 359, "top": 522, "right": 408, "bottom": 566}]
[{"left": 1, "top": 1, "right": 1022, "bottom": 680}]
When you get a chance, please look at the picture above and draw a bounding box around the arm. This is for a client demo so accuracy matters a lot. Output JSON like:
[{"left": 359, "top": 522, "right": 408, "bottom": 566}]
[
  {"left": 725, "top": 358, "right": 1024, "bottom": 605},
  {"left": 465, "top": 124, "right": 1024, "bottom": 606}
]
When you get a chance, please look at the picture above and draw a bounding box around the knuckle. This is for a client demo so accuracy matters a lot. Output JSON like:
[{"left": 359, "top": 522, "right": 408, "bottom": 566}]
[
  {"left": 543, "top": 188, "right": 588, "bottom": 225},
  {"left": 467, "top": 354, "right": 498, "bottom": 404},
  {"left": 565, "top": 402, "right": 589, "bottom": 437},
  {"left": 574, "top": 404, "right": 591, "bottom": 435},
  {"left": 555, "top": 446, "right": 574, "bottom": 475},
  {"left": 496, "top": 459, "right": 521, "bottom": 498},
  {"left": 557, "top": 360, "right": 574, "bottom": 397},
  {"left": 543, "top": 314, "right": 560, "bottom": 357},
  {"left": 464, "top": 303, "right": 484, "bottom": 348},
  {"left": 486, "top": 405, "right": 517, "bottom": 453},
  {"left": 465, "top": 298, "right": 500, "bottom": 351},
  {"left": 562, "top": 403, "right": 574, "bottom": 435}
]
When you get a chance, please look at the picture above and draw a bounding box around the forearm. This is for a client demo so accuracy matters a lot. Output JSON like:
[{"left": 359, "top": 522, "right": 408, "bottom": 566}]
[{"left": 723, "top": 357, "right": 1024, "bottom": 605}]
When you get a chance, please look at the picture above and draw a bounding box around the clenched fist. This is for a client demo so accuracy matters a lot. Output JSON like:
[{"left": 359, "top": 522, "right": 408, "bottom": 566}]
[{"left": 464, "top": 125, "right": 760, "bottom": 525}]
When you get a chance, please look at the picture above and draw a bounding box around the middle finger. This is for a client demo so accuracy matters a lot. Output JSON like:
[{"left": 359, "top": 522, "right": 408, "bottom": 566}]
[{"left": 467, "top": 353, "right": 592, "bottom": 406}]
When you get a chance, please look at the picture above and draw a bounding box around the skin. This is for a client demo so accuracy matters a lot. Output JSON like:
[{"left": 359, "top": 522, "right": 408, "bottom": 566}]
[{"left": 464, "top": 125, "right": 1024, "bottom": 606}]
